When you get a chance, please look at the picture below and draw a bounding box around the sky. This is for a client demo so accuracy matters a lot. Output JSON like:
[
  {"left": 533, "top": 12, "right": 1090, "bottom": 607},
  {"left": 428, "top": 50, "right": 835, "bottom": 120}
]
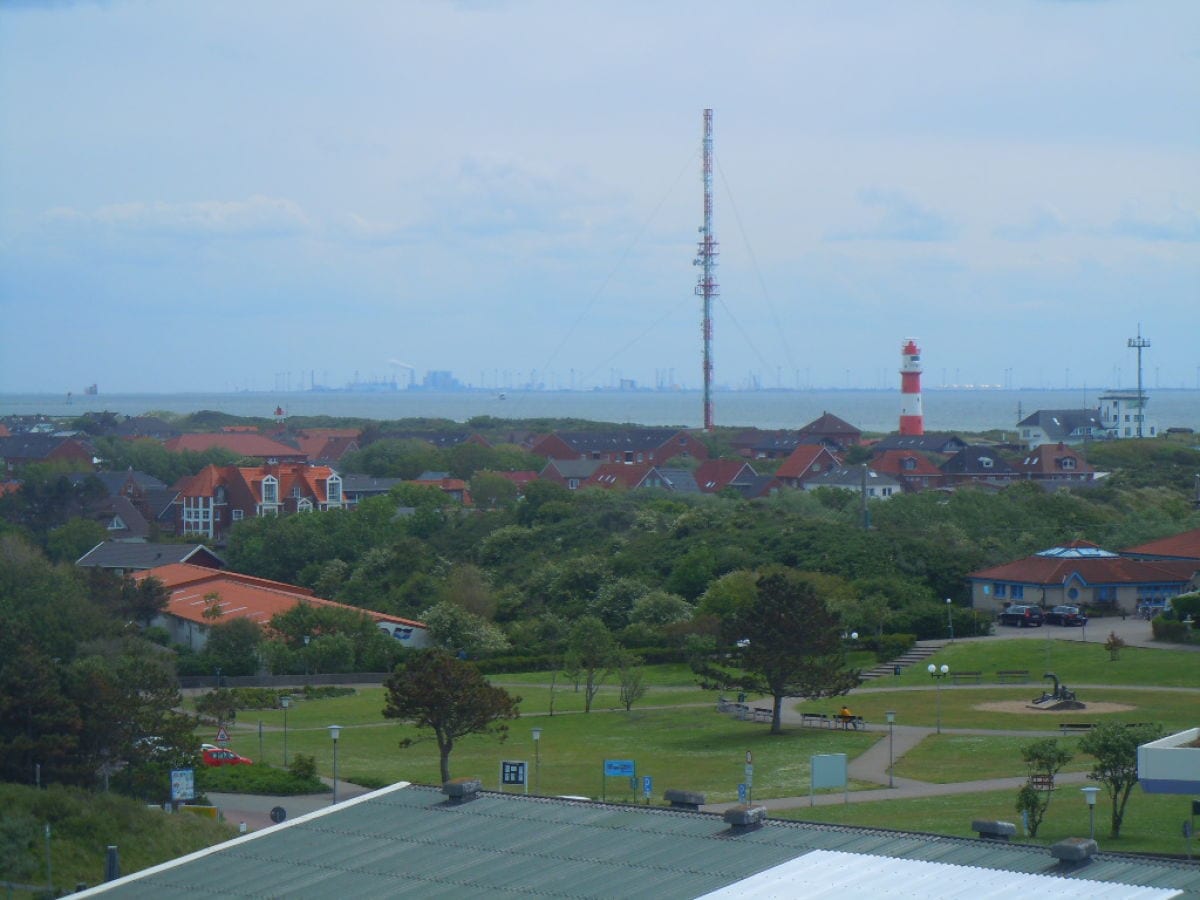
[{"left": 1, "top": 0, "right": 1197, "bottom": 395}]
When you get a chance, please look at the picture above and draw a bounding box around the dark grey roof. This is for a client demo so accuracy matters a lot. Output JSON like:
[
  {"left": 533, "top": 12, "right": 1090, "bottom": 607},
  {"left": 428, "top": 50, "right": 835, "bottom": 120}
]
[
  {"left": 87, "top": 495, "right": 150, "bottom": 540},
  {"left": 1016, "top": 409, "right": 1104, "bottom": 440},
  {"left": 75, "top": 542, "right": 224, "bottom": 570},
  {"left": 339, "top": 474, "right": 404, "bottom": 494},
  {"left": 0, "top": 433, "right": 91, "bottom": 460},
  {"left": 112, "top": 417, "right": 181, "bottom": 439},
  {"left": 553, "top": 429, "right": 690, "bottom": 451},
  {"left": 940, "top": 446, "right": 1018, "bottom": 476},
  {"left": 542, "top": 459, "right": 603, "bottom": 479},
  {"left": 376, "top": 430, "right": 477, "bottom": 448},
  {"left": 80, "top": 784, "right": 1200, "bottom": 898},
  {"left": 871, "top": 433, "right": 968, "bottom": 453},
  {"left": 729, "top": 474, "right": 781, "bottom": 499},
  {"left": 72, "top": 470, "right": 167, "bottom": 496},
  {"left": 806, "top": 467, "right": 901, "bottom": 489},
  {"left": 655, "top": 468, "right": 701, "bottom": 493}
]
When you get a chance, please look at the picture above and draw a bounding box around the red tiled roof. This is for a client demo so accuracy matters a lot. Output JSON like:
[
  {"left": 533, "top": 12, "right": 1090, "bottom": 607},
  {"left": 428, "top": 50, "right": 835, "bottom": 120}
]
[
  {"left": 165, "top": 433, "right": 307, "bottom": 459},
  {"left": 694, "top": 459, "right": 756, "bottom": 492},
  {"left": 775, "top": 445, "right": 839, "bottom": 480},
  {"left": 797, "top": 411, "right": 862, "bottom": 439},
  {"left": 135, "top": 564, "right": 423, "bottom": 629},
  {"left": 869, "top": 450, "right": 943, "bottom": 478},
  {"left": 585, "top": 463, "right": 655, "bottom": 489},
  {"left": 970, "top": 551, "right": 1198, "bottom": 586},
  {"left": 1011, "top": 443, "right": 1095, "bottom": 476},
  {"left": 1122, "top": 528, "right": 1200, "bottom": 561}
]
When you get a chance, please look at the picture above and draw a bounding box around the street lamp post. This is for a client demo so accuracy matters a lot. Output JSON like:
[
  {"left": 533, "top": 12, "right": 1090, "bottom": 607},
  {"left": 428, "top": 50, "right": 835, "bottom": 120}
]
[
  {"left": 885, "top": 710, "right": 896, "bottom": 788},
  {"left": 532, "top": 727, "right": 542, "bottom": 795},
  {"left": 328, "top": 725, "right": 342, "bottom": 804},
  {"left": 927, "top": 664, "right": 949, "bottom": 734},
  {"left": 945, "top": 598, "right": 954, "bottom": 642},
  {"left": 1081, "top": 786, "right": 1101, "bottom": 841},
  {"left": 281, "top": 696, "right": 290, "bottom": 766}
]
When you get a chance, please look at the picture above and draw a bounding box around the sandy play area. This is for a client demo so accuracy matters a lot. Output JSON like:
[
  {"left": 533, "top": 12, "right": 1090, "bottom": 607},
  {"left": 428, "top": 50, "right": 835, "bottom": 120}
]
[{"left": 975, "top": 700, "right": 1137, "bottom": 714}]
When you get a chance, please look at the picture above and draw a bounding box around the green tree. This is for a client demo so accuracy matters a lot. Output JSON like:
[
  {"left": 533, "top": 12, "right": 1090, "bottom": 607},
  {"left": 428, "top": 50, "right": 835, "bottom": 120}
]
[
  {"left": 45, "top": 516, "right": 107, "bottom": 563},
  {"left": 696, "top": 569, "right": 858, "bottom": 734},
  {"left": 204, "top": 618, "right": 263, "bottom": 676},
  {"left": 382, "top": 649, "right": 521, "bottom": 782},
  {"left": 418, "top": 601, "right": 510, "bottom": 657},
  {"left": 1079, "top": 722, "right": 1163, "bottom": 838},
  {"left": 616, "top": 651, "right": 647, "bottom": 712},
  {"left": 469, "top": 471, "right": 519, "bottom": 511},
  {"left": 121, "top": 574, "right": 171, "bottom": 627},
  {"left": 566, "top": 616, "right": 619, "bottom": 713},
  {"left": 1014, "top": 738, "right": 1073, "bottom": 837}
]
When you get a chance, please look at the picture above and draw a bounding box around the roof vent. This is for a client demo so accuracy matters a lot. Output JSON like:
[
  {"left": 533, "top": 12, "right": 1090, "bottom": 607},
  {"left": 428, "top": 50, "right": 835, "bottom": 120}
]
[
  {"left": 971, "top": 819, "right": 1017, "bottom": 842},
  {"left": 1050, "top": 837, "right": 1098, "bottom": 864},
  {"left": 664, "top": 789, "right": 706, "bottom": 811},
  {"left": 723, "top": 804, "right": 767, "bottom": 833},
  {"left": 442, "top": 777, "right": 482, "bottom": 804}
]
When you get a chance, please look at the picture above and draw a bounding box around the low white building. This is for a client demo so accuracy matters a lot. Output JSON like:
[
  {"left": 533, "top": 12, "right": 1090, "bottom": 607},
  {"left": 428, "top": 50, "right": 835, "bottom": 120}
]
[{"left": 1099, "top": 390, "right": 1158, "bottom": 439}]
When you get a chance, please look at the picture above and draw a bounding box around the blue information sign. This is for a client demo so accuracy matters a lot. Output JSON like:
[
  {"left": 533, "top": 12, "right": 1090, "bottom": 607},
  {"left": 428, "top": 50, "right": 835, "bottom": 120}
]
[
  {"left": 642, "top": 775, "right": 652, "bottom": 797},
  {"left": 604, "top": 759, "right": 635, "bottom": 777},
  {"left": 738, "top": 783, "right": 747, "bottom": 803}
]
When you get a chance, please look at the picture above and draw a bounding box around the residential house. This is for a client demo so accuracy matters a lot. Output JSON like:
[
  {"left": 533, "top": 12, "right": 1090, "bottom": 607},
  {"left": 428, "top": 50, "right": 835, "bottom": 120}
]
[
  {"left": 485, "top": 470, "right": 540, "bottom": 495},
  {"left": 538, "top": 458, "right": 602, "bottom": 490},
  {"left": 133, "top": 563, "right": 427, "bottom": 652},
  {"left": 373, "top": 430, "right": 490, "bottom": 450},
  {"left": 583, "top": 463, "right": 693, "bottom": 492},
  {"left": 284, "top": 428, "right": 361, "bottom": 464},
  {"left": 529, "top": 429, "right": 707, "bottom": 465},
  {"left": 694, "top": 459, "right": 758, "bottom": 493},
  {"left": 1010, "top": 443, "right": 1095, "bottom": 483},
  {"left": 727, "top": 473, "right": 784, "bottom": 500},
  {"left": 938, "top": 446, "right": 1019, "bottom": 486},
  {"left": 868, "top": 450, "right": 944, "bottom": 493},
  {"left": 174, "top": 463, "right": 345, "bottom": 540},
  {"left": 76, "top": 541, "right": 225, "bottom": 576},
  {"left": 796, "top": 411, "right": 863, "bottom": 450},
  {"left": 729, "top": 429, "right": 808, "bottom": 460},
  {"left": 412, "top": 473, "right": 473, "bottom": 505},
  {"left": 0, "top": 433, "right": 94, "bottom": 474},
  {"left": 1016, "top": 409, "right": 1105, "bottom": 449},
  {"left": 164, "top": 433, "right": 309, "bottom": 464},
  {"left": 339, "top": 474, "right": 404, "bottom": 506},
  {"left": 775, "top": 445, "right": 841, "bottom": 488},
  {"left": 967, "top": 539, "right": 1199, "bottom": 616},
  {"left": 802, "top": 466, "right": 900, "bottom": 500}
]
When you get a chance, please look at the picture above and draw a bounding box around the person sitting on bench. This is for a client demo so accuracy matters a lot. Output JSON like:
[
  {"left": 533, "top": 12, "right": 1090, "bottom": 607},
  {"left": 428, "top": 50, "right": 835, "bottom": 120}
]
[{"left": 839, "top": 705, "right": 854, "bottom": 728}]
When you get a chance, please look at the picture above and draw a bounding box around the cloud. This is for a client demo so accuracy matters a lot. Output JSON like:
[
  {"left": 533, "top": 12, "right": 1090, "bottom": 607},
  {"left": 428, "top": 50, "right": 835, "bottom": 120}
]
[
  {"left": 995, "top": 204, "right": 1069, "bottom": 241},
  {"left": 41, "top": 195, "right": 311, "bottom": 239},
  {"left": 1109, "top": 202, "right": 1200, "bottom": 242},
  {"left": 825, "top": 189, "right": 957, "bottom": 242}
]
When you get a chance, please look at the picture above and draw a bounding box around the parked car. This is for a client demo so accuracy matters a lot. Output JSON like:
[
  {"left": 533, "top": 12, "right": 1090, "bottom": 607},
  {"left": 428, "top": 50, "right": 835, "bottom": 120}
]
[
  {"left": 1044, "top": 605, "right": 1087, "bottom": 626},
  {"left": 201, "top": 747, "right": 253, "bottom": 767},
  {"left": 998, "top": 604, "right": 1044, "bottom": 627}
]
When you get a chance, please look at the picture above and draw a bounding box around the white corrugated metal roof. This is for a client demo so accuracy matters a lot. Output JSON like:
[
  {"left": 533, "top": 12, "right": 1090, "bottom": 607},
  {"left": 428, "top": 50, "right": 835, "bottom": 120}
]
[{"left": 698, "top": 849, "right": 1183, "bottom": 900}]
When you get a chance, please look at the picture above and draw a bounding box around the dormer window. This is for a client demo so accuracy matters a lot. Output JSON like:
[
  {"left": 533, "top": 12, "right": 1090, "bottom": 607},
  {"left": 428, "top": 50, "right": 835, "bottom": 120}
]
[
  {"left": 292, "top": 486, "right": 302, "bottom": 499},
  {"left": 902, "top": 457, "right": 917, "bottom": 471},
  {"left": 327, "top": 475, "right": 342, "bottom": 504},
  {"left": 214, "top": 486, "right": 227, "bottom": 504},
  {"left": 979, "top": 457, "right": 994, "bottom": 469},
  {"left": 1059, "top": 457, "right": 1076, "bottom": 470},
  {"left": 262, "top": 475, "right": 278, "bottom": 505}
]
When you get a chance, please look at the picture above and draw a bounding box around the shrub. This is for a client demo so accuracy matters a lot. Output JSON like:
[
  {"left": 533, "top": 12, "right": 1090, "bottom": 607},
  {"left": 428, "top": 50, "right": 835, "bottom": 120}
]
[
  {"left": 288, "top": 753, "right": 318, "bottom": 781},
  {"left": 871, "top": 633, "right": 916, "bottom": 662},
  {"left": 1151, "top": 616, "right": 1193, "bottom": 644},
  {"left": 198, "top": 764, "right": 326, "bottom": 795}
]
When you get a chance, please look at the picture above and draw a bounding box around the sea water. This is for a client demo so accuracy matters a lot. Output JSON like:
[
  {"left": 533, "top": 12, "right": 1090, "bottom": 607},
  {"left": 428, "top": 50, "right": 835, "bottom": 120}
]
[{"left": 3, "top": 389, "right": 1198, "bottom": 434}]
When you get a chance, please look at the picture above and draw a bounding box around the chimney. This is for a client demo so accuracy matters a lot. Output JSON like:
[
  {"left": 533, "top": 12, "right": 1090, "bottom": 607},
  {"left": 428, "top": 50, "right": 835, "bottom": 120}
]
[
  {"left": 442, "top": 777, "right": 482, "bottom": 804},
  {"left": 1050, "top": 837, "right": 1098, "bottom": 865},
  {"left": 723, "top": 804, "right": 767, "bottom": 833}
]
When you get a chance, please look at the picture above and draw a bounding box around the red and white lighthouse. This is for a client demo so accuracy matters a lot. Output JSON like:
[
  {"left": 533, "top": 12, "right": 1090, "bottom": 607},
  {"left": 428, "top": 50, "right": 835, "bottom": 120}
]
[{"left": 899, "top": 338, "right": 925, "bottom": 436}]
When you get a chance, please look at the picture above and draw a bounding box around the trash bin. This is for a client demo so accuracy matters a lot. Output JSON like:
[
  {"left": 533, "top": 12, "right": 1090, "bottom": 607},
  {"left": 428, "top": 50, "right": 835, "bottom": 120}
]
[
  {"left": 893, "top": 665, "right": 902, "bottom": 677},
  {"left": 737, "top": 692, "right": 746, "bottom": 703}
]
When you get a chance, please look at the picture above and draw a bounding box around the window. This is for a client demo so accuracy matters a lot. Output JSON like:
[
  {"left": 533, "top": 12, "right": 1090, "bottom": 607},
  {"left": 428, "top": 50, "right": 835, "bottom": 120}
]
[
  {"left": 993, "top": 583, "right": 1006, "bottom": 598},
  {"left": 979, "top": 457, "right": 994, "bottom": 469},
  {"left": 1068, "top": 587, "right": 1079, "bottom": 600},
  {"left": 624, "top": 451, "right": 634, "bottom": 463},
  {"left": 214, "top": 486, "right": 227, "bottom": 504},
  {"left": 637, "top": 452, "right": 644, "bottom": 463},
  {"left": 262, "top": 476, "right": 278, "bottom": 505},
  {"left": 1010, "top": 585, "right": 1025, "bottom": 600},
  {"left": 1095, "top": 586, "right": 1117, "bottom": 603},
  {"left": 231, "top": 509, "right": 244, "bottom": 522},
  {"left": 1059, "top": 457, "right": 1076, "bottom": 470},
  {"left": 327, "top": 475, "right": 342, "bottom": 504},
  {"left": 902, "top": 457, "right": 917, "bottom": 471},
  {"left": 297, "top": 498, "right": 313, "bottom": 513},
  {"left": 291, "top": 486, "right": 302, "bottom": 499}
]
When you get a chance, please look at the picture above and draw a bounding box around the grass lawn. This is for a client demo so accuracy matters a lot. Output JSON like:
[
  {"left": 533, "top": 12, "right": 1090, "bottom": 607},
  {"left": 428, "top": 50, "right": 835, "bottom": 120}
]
[
  {"left": 771, "top": 786, "right": 1193, "bottom": 857},
  {"left": 892, "top": 734, "right": 1092, "bottom": 782},
  {"left": 883, "top": 638, "right": 1199, "bottom": 689},
  {"left": 795, "top": 687, "right": 1196, "bottom": 733},
  {"left": 215, "top": 698, "right": 879, "bottom": 804}
]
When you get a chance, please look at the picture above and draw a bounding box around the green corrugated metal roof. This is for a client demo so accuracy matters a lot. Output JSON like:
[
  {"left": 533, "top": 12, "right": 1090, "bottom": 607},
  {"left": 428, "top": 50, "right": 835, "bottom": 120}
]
[{"left": 79, "top": 784, "right": 1200, "bottom": 898}]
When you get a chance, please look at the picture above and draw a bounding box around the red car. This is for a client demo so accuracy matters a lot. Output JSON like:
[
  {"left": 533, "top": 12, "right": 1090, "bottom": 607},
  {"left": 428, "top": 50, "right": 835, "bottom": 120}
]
[{"left": 202, "top": 746, "right": 253, "bottom": 767}]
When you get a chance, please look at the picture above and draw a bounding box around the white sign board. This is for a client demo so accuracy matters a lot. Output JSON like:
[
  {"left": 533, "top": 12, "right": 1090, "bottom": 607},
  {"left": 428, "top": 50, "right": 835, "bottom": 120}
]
[{"left": 170, "top": 768, "right": 195, "bottom": 802}]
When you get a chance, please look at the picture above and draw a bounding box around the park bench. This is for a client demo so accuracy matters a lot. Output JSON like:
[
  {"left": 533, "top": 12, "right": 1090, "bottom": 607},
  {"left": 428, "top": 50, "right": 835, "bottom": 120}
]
[
  {"left": 832, "top": 714, "right": 865, "bottom": 730},
  {"left": 950, "top": 671, "right": 982, "bottom": 685},
  {"left": 716, "top": 697, "right": 734, "bottom": 713},
  {"left": 752, "top": 707, "right": 773, "bottom": 724},
  {"left": 995, "top": 670, "right": 1030, "bottom": 684},
  {"left": 800, "top": 712, "right": 828, "bottom": 728},
  {"left": 1059, "top": 723, "right": 1093, "bottom": 733}
]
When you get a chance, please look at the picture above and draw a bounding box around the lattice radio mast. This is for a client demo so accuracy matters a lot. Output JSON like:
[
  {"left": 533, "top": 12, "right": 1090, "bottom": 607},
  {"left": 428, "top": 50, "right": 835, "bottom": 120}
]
[
  {"left": 694, "top": 109, "right": 719, "bottom": 431},
  {"left": 1127, "top": 325, "right": 1151, "bottom": 438}
]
